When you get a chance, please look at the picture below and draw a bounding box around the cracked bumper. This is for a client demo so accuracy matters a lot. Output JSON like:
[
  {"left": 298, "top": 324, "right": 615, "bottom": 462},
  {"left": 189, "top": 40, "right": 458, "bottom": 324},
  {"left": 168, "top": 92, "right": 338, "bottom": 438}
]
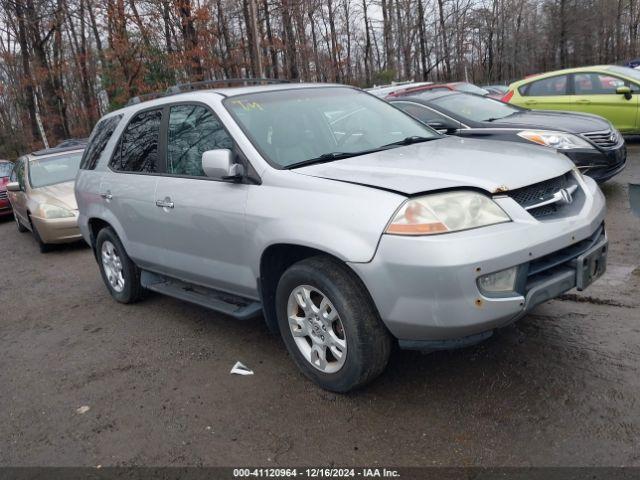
[{"left": 349, "top": 177, "right": 607, "bottom": 344}]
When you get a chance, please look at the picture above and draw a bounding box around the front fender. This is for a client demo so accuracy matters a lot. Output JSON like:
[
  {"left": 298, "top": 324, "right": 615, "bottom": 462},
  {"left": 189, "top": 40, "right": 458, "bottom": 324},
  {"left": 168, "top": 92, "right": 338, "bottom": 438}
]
[{"left": 245, "top": 173, "right": 405, "bottom": 278}]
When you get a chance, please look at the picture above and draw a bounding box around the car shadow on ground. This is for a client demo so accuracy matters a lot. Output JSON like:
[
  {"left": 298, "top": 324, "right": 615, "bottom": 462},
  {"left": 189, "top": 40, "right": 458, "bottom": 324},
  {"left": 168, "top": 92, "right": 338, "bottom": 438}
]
[
  {"left": 142, "top": 287, "right": 611, "bottom": 409},
  {"left": 0, "top": 214, "right": 89, "bottom": 253}
]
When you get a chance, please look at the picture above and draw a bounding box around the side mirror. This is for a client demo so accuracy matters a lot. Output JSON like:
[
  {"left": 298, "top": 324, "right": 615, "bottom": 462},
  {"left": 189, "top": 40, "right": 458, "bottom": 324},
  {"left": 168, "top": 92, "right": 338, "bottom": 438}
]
[
  {"left": 616, "top": 86, "right": 632, "bottom": 100},
  {"left": 6, "top": 181, "right": 21, "bottom": 192},
  {"left": 201, "top": 149, "right": 244, "bottom": 181}
]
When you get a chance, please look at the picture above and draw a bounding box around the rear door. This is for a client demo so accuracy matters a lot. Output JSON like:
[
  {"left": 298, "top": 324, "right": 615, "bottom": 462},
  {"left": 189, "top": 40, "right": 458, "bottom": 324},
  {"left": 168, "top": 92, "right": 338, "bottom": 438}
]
[
  {"left": 519, "top": 74, "right": 572, "bottom": 111},
  {"left": 571, "top": 72, "right": 639, "bottom": 132},
  {"left": 153, "top": 103, "right": 253, "bottom": 296},
  {"left": 98, "top": 108, "right": 163, "bottom": 269}
]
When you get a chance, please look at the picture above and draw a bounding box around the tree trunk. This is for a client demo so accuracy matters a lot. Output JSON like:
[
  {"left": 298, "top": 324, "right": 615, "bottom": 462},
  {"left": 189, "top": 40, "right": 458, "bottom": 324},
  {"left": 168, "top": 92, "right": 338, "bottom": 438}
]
[
  {"left": 362, "top": 0, "right": 372, "bottom": 85},
  {"left": 381, "top": 0, "right": 395, "bottom": 74},
  {"left": 281, "top": 0, "right": 299, "bottom": 79},
  {"left": 177, "top": 0, "right": 203, "bottom": 80},
  {"left": 12, "top": 0, "right": 40, "bottom": 143}
]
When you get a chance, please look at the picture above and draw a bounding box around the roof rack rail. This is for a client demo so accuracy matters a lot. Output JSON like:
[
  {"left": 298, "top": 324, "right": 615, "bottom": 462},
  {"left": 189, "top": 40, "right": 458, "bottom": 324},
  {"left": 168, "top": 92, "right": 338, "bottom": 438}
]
[
  {"left": 125, "top": 91, "right": 167, "bottom": 107},
  {"left": 166, "top": 78, "right": 289, "bottom": 95},
  {"left": 124, "top": 78, "right": 289, "bottom": 107}
]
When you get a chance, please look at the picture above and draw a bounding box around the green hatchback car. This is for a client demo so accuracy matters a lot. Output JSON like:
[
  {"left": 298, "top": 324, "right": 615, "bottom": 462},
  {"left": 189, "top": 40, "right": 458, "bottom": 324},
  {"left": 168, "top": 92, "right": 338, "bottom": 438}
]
[{"left": 505, "top": 65, "right": 640, "bottom": 134}]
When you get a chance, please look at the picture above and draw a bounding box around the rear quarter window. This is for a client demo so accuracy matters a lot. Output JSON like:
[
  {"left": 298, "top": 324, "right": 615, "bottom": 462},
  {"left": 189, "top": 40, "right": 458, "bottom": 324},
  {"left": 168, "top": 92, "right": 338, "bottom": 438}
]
[{"left": 80, "top": 115, "right": 123, "bottom": 170}]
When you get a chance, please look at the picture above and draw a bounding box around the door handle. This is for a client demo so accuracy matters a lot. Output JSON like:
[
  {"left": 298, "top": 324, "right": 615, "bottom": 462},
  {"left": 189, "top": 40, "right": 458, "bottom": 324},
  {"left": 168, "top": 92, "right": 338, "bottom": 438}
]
[
  {"left": 100, "top": 191, "right": 113, "bottom": 200},
  {"left": 156, "top": 199, "right": 174, "bottom": 209},
  {"left": 524, "top": 100, "right": 538, "bottom": 105},
  {"left": 576, "top": 99, "right": 591, "bottom": 105}
]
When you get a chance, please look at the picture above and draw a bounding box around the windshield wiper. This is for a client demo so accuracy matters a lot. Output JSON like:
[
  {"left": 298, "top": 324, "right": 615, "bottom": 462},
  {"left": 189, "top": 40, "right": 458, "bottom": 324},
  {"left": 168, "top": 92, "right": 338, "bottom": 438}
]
[
  {"left": 286, "top": 151, "right": 376, "bottom": 169},
  {"left": 286, "top": 136, "right": 438, "bottom": 169},
  {"left": 380, "top": 136, "right": 437, "bottom": 147}
]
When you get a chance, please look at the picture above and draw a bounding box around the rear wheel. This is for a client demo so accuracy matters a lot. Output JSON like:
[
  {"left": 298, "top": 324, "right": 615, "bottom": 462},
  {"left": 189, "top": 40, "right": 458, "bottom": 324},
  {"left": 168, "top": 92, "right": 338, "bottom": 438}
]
[
  {"left": 95, "top": 227, "right": 144, "bottom": 303},
  {"left": 276, "top": 256, "right": 392, "bottom": 392},
  {"left": 14, "top": 214, "right": 27, "bottom": 233}
]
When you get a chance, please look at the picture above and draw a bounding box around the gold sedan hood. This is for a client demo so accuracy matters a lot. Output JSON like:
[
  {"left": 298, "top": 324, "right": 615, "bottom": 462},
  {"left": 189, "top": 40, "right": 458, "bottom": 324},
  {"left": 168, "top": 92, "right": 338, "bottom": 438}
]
[{"left": 33, "top": 181, "right": 78, "bottom": 210}]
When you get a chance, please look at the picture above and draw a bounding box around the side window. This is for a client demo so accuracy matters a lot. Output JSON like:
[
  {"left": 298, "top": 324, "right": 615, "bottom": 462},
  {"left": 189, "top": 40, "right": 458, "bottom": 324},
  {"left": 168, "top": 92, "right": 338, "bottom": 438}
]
[
  {"left": 167, "top": 104, "right": 233, "bottom": 177},
  {"left": 397, "top": 103, "right": 448, "bottom": 125},
  {"left": 81, "top": 115, "right": 123, "bottom": 170},
  {"left": 9, "top": 161, "right": 18, "bottom": 182},
  {"left": 12, "top": 159, "right": 25, "bottom": 188},
  {"left": 574, "top": 73, "right": 626, "bottom": 94},
  {"left": 110, "top": 109, "right": 162, "bottom": 173},
  {"left": 522, "top": 75, "right": 568, "bottom": 96}
]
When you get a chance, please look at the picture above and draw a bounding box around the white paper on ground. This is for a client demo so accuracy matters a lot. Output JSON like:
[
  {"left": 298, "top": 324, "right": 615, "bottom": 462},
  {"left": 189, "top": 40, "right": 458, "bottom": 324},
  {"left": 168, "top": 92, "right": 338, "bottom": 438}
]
[{"left": 230, "top": 361, "right": 254, "bottom": 375}]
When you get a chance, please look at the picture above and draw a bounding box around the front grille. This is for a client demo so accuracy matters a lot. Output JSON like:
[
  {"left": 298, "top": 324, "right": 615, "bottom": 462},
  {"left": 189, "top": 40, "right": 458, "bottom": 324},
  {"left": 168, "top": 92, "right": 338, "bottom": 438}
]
[
  {"left": 0, "top": 190, "right": 7, "bottom": 200},
  {"left": 505, "top": 172, "right": 580, "bottom": 219},
  {"left": 508, "top": 174, "right": 567, "bottom": 209},
  {"left": 582, "top": 129, "right": 619, "bottom": 149}
]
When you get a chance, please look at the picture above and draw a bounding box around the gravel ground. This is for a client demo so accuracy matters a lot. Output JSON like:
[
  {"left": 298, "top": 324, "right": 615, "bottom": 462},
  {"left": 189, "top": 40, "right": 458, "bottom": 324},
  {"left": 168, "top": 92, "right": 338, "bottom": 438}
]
[{"left": 0, "top": 143, "right": 638, "bottom": 467}]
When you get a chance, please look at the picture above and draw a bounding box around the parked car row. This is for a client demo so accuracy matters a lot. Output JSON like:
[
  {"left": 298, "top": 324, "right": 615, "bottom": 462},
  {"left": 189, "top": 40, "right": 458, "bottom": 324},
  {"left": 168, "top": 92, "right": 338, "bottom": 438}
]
[{"left": 4, "top": 76, "right": 615, "bottom": 392}]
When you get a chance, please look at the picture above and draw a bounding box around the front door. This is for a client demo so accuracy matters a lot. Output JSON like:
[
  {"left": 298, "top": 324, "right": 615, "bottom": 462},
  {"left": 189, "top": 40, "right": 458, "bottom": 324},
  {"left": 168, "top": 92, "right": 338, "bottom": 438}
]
[
  {"left": 8, "top": 158, "right": 28, "bottom": 225},
  {"left": 153, "top": 103, "right": 254, "bottom": 297},
  {"left": 571, "top": 72, "right": 639, "bottom": 133}
]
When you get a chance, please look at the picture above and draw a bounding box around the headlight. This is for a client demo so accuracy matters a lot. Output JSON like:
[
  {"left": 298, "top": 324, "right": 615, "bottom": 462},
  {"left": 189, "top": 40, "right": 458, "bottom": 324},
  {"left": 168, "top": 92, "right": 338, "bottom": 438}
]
[
  {"left": 386, "top": 191, "right": 510, "bottom": 236},
  {"left": 517, "top": 130, "right": 593, "bottom": 150},
  {"left": 38, "top": 204, "right": 75, "bottom": 219}
]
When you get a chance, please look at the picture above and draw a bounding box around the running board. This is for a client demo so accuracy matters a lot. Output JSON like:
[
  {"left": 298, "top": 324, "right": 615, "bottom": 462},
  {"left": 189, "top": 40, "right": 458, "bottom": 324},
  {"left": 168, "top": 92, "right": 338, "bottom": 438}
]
[{"left": 140, "top": 271, "right": 263, "bottom": 320}]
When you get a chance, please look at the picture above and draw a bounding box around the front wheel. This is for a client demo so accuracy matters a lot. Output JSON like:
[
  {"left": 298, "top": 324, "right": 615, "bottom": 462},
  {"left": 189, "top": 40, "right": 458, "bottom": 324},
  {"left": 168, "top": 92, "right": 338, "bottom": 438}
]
[
  {"left": 95, "top": 227, "right": 144, "bottom": 304},
  {"left": 29, "top": 216, "right": 51, "bottom": 253},
  {"left": 276, "top": 256, "right": 392, "bottom": 392},
  {"left": 14, "top": 214, "right": 28, "bottom": 233}
]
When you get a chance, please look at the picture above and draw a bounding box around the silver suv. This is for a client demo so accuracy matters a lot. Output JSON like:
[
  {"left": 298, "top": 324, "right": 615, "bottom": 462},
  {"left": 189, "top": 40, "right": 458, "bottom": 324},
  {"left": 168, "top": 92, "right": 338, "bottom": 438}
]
[{"left": 75, "top": 83, "right": 607, "bottom": 392}]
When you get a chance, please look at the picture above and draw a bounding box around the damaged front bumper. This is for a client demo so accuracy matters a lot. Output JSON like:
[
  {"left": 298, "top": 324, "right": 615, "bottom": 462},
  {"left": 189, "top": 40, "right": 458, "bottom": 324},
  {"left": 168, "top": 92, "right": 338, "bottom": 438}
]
[{"left": 349, "top": 176, "right": 607, "bottom": 350}]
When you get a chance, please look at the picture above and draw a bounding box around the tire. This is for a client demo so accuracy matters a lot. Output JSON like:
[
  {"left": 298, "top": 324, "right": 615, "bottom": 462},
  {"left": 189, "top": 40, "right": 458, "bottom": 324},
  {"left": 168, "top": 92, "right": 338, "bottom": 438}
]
[
  {"left": 29, "top": 216, "right": 51, "bottom": 253},
  {"left": 276, "top": 256, "right": 392, "bottom": 392},
  {"left": 14, "top": 214, "right": 28, "bottom": 233},
  {"left": 95, "top": 227, "right": 144, "bottom": 304}
]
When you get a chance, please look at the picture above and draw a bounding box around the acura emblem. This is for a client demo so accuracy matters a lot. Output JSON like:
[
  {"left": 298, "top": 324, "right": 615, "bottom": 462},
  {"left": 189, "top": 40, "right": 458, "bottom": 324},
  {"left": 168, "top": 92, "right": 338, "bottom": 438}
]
[{"left": 559, "top": 188, "right": 573, "bottom": 204}]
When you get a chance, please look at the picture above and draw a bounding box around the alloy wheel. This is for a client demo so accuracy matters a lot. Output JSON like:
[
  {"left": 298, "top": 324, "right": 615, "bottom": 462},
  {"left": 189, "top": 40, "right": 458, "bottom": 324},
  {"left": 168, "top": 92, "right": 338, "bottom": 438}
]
[
  {"left": 287, "top": 285, "right": 347, "bottom": 373},
  {"left": 101, "top": 240, "right": 125, "bottom": 293}
]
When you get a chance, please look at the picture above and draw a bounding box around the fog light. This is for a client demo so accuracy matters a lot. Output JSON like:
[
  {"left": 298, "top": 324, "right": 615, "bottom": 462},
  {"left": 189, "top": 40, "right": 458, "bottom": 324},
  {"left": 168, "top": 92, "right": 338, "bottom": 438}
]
[{"left": 477, "top": 267, "right": 518, "bottom": 293}]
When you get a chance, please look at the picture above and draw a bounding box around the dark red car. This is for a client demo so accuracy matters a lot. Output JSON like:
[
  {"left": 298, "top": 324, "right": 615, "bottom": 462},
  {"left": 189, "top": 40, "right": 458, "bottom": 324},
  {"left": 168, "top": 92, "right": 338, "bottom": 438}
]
[
  {"left": 0, "top": 160, "right": 14, "bottom": 217},
  {"left": 387, "top": 81, "right": 497, "bottom": 98}
]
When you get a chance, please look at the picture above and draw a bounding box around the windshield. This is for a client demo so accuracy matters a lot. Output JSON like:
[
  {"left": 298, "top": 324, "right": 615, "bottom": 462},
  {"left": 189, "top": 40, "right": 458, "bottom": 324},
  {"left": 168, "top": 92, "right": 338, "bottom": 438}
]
[
  {"left": 607, "top": 65, "right": 640, "bottom": 83},
  {"left": 0, "top": 162, "right": 13, "bottom": 178},
  {"left": 29, "top": 153, "right": 82, "bottom": 188},
  {"left": 223, "top": 87, "right": 439, "bottom": 168},
  {"left": 455, "top": 83, "right": 491, "bottom": 96},
  {"left": 430, "top": 93, "right": 521, "bottom": 122}
]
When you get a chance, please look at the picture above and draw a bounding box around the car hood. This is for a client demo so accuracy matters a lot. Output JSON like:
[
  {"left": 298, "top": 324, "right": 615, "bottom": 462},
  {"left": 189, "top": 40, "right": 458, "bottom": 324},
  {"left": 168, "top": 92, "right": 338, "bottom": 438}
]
[
  {"left": 33, "top": 181, "right": 78, "bottom": 210},
  {"left": 293, "top": 136, "right": 573, "bottom": 195},
  {"left": 489, "top": 110, "right": 611, "bottom": 133}
]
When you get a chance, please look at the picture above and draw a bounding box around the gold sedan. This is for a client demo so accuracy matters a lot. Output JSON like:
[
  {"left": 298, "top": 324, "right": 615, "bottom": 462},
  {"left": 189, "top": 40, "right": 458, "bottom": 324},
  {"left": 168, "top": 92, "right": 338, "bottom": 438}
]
[{"left": 7, "top": 147, "right": 84, "bottom": 252}]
